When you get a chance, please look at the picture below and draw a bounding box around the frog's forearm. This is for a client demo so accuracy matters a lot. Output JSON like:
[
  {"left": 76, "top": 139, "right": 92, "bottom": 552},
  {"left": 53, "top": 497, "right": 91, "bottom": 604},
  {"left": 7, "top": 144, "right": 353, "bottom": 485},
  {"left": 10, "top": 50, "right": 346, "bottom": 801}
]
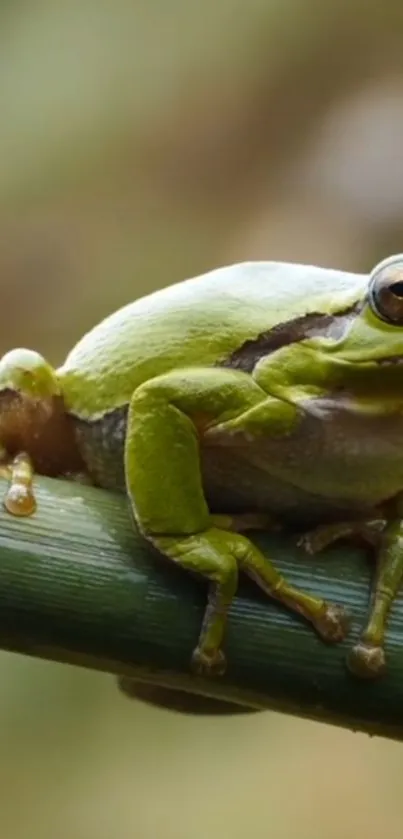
[{"left": 2, "top": 475, "right": 403, "bottom": 740}]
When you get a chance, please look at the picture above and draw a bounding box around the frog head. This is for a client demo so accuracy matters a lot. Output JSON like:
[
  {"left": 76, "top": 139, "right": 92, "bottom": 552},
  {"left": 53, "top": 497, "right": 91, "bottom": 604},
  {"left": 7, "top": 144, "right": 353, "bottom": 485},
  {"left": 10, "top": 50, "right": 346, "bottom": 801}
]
[{"left": 330, "top": 255, "right": 403, "bottom": 369}]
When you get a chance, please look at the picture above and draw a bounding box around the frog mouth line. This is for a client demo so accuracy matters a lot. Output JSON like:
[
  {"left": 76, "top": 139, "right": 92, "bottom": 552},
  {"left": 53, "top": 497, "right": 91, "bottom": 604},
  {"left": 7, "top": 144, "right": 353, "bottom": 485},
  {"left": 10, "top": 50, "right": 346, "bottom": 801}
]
[
  {"left": 378, "top": 357, "right": 403, "bottom": 365},
  {"left": 219, "top": 306, "right": 359, "bottom": 374}
]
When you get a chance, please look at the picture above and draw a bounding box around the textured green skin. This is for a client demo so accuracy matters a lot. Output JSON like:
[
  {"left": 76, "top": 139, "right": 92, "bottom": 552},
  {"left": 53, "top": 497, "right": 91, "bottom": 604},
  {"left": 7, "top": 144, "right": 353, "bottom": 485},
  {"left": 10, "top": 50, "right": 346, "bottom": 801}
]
[
  {"left": 58, "top": 256, "right": 403, "bottom": 674},
  {"left": 56, "top": 257, "right": 403, "bottom": 523},
  {"left": 3, "top": 256, "right": 403, "bottom": 677},
  {"left": 59, "top": 260, "right": 367, "bottom": 416}
]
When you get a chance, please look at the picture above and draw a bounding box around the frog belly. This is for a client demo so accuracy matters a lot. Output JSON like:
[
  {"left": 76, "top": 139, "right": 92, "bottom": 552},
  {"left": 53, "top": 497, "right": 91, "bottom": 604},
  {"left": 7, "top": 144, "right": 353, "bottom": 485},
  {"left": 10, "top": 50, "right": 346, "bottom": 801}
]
[
  {"left": 73, "top": 398, "right": 403, "bottom": 529},
  {"left": 201, "top": 397, "right": 403, "bottom": 526}
]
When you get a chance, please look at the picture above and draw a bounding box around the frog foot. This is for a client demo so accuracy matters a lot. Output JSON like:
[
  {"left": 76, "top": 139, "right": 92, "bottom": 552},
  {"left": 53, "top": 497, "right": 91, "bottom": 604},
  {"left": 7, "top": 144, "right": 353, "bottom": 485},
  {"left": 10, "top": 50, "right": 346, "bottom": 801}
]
[
  {"left": 346, "top": 641, "right": 386, "bottom": 679},
  {"left": 314, "top": 603, "right": 350, "bottom": 643},
  {"left": 191, "top": 647, "right": 227, "bottom": 677},
  {"left": 3, "top": 452, "right": 36, "bottom": 516}
]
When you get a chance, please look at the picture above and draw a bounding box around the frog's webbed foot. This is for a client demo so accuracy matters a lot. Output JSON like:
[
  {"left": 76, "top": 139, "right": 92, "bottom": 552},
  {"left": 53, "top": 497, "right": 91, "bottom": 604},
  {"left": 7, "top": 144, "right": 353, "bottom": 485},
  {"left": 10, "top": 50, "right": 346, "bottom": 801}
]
[
  {"left": 191, "top": 646, "right": 227, "bottom": 677},
  {"left": 153, "top": 526, "right": 350, "bottom": 679},
  {"left": 346, "top": 642, "right": 386, "bottom": 679},
  {"left": 313, "top": 603, "right": 350, "bottom": 643},
  {"left": 1, "top": 452, "right": 36, "bottom": 516}
]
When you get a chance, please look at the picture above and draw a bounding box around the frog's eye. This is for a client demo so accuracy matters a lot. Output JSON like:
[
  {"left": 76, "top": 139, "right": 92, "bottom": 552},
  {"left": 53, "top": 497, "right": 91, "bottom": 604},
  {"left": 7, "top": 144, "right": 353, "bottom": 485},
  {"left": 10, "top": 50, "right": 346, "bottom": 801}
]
[{"left": 368, "top": 256, "right": 403, "bottom": 325}]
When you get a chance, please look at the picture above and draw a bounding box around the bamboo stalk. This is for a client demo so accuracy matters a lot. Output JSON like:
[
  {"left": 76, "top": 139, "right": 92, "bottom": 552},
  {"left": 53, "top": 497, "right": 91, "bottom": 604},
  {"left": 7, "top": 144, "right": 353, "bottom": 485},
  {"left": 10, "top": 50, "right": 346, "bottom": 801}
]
[{"left": 0, "top": 474, "right": 402, "bottom": 738}]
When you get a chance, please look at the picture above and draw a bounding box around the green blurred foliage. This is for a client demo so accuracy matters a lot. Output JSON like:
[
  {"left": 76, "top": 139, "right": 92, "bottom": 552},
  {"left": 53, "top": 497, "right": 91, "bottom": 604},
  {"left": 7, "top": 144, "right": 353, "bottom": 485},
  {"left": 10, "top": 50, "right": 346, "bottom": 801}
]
[{"left": 2, "top": 1, "right": 403, "bottom": 836}]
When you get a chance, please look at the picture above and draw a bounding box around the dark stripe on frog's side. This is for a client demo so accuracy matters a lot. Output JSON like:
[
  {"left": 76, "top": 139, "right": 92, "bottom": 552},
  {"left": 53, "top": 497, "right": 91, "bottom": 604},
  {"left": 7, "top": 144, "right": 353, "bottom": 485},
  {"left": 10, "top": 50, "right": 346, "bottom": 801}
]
[
  {"left": 72, "top": 305, "right": 360, "bottom": 487},
  {"left": 218, "top": 305, "right": 360, "bottom": 373}
]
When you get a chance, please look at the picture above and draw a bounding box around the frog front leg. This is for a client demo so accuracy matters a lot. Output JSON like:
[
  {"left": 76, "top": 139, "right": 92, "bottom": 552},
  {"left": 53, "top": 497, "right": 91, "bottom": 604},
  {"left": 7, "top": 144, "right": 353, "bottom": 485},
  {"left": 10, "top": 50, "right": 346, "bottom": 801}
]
[
  {"left": 345, "top": 518, "right": 403, "bottom": 677},
  {"left": 297, "top": 518, "right": 403, "bottom": 678},
  {"left": 124, "top": 367, "right": 348, "bottom": 676}
]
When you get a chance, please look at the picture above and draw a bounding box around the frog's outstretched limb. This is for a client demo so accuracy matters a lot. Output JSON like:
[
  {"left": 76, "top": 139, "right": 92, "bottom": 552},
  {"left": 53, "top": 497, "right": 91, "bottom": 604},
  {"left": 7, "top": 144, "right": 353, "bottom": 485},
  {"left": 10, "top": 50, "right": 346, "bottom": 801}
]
[
  {"left": 300, "top": 517, "right": 403, "bottom": 677},
  {"left": 124, "top": 366, "right": 349, "bottom": 675},
  {"left": 347, "top": 520, "right": 403, "bottom": 678}
]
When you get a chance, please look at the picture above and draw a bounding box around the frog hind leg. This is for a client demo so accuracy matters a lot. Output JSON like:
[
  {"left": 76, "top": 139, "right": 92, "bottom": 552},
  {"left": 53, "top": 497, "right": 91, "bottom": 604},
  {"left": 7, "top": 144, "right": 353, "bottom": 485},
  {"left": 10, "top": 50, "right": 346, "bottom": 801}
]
[
  {"left": 299, "top": 517, "right": 403, "bottom": 678},
  {"left": 346, "top": 519, "right": 403, "bottom": 678},
  {"left": 124, "top": 366, "right": 349, "bottom": 677}
]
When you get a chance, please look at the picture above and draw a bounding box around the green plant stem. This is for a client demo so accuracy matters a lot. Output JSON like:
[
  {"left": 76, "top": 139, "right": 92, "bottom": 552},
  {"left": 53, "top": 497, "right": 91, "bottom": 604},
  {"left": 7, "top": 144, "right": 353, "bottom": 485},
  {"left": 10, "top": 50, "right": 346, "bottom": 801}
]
[{"left": 0, "top": 474, "right": 403, "bottom": 738}]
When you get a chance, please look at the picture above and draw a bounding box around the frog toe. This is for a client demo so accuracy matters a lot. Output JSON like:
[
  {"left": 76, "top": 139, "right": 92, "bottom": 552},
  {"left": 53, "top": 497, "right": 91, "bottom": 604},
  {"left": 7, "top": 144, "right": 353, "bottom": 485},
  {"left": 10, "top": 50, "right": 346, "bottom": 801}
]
[
  {"left": 191, "top": 647, "right": 227, "bottom": 677},
  {"left": 347, "top": 641, "right": 386, "bottom": 679},
  {"left": 314, "top": 603, "right": 350, "bottom": 643}
]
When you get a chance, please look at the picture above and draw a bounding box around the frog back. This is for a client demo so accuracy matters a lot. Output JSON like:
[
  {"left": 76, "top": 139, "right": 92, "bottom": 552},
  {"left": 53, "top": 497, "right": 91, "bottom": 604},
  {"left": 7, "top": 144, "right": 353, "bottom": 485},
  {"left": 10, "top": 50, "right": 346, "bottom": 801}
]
[{"left": 59, "top": 260, "right": 366, "bottom": 418}]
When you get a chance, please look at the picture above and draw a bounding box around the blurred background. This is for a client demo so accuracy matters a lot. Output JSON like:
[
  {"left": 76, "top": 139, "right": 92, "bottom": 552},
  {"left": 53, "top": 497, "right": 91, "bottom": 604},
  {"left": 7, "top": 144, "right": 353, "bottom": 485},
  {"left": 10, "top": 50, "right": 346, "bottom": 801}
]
[{"left": 1, "top": 1, "right": 403, "bottom": 836}]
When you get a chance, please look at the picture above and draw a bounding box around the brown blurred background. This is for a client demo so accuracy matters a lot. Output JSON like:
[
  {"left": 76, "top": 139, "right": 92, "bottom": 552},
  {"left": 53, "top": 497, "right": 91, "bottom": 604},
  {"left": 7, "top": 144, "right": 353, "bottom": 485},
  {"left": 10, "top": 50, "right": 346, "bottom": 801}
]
[{"left": 2, "top": 1, "right": 403, "bottom": 837}]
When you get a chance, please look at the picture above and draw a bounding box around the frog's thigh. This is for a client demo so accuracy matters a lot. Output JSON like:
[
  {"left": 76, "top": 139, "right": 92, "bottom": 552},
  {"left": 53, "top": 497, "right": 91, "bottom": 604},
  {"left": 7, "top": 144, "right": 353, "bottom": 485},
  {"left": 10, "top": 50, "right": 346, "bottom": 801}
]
[
  {"left": 124, "top": 366, "right": 295, "bottom": 534},
  {"left": 124, "top": 367, "right": 347, "bottom": 672}
]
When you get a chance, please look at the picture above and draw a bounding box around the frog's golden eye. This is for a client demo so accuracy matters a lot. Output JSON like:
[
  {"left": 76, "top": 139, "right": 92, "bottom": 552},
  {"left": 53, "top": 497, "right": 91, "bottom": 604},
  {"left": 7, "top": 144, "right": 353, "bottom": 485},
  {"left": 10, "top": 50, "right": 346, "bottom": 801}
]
[{"left": 368, "top": 256, "right": 403, "bottom": 325}]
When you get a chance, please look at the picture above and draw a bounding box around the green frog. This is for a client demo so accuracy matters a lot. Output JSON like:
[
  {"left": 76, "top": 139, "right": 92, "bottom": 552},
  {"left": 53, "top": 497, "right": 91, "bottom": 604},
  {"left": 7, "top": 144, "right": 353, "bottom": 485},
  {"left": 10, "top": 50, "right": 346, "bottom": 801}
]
[{"left": 1, "top": 253, "right": 403, "bottom": 681}]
